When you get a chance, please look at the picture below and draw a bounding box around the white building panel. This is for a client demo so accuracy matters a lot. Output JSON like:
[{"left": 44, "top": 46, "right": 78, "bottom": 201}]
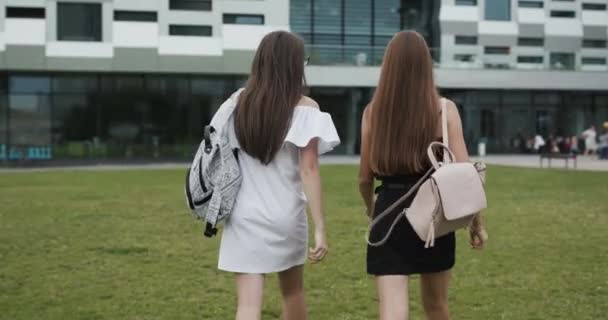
[
  {"left": 517, "top": 8, "right": 545, "bottom": 37},
  {"left": 222, "top": 25, "right": 288, "bottom": 51},
  {"left": 440, "top": 5, "right": 479, "bottom": 35},
  {"left": 478, "top": 21, "right": 518, "bottom": 46},
  {"left": 113, "top": 22, "right": 159, "bottom": 48},
  {"left": 46, "top": 42, "right": 114, "bottom": 58},
  {"left": 582, "top": 11, "right": 608, "bottom": 39},
  {"left": 158, "top": 36, "right": 223, "bottom": 56},
  {"left": 5, "top": 0, "right": 46, "bottom": 7},
  {"left": 545, "top": 19, "right": 584, "bottom": 51},
  {"left": 113, "top": 0, "right": 161, "bottom": 11},
  {"left": 5, "top": 19, "right": 46, "bottom": 45},
  {"left": 581, "top": 64, "right": 608, "bottom": 72},
  {"left": 221, "top": 0, "right": 289, "bottom": 26}
]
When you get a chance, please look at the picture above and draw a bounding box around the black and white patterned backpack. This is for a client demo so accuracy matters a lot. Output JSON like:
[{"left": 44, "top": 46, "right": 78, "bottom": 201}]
[{"left": 185, "top": 92, "right": 242, "bottom": 237}]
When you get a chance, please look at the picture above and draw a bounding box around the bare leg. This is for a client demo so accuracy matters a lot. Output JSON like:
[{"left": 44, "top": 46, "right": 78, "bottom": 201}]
[
  {"left": 235, "top": 273, "right": 265, "bottom": 320},
  {"left": 278, "top": 265, "right": 307, "bottom": 320},
  {"left": 376, "top": 275, "right": 409, "bottom": 320},
  {"left": 420, "top": 271, "right": 451, "bottom": 320}
]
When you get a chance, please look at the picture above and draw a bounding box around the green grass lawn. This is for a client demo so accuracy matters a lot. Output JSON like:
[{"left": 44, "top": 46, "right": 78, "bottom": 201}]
[{"left": 0, "top": 166, "right": 607, "bottom": 320}]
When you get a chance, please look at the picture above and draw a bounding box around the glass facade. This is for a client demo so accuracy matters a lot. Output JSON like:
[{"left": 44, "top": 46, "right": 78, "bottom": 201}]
[
  {"left": 485, "top": 0, "right": 511, "bottom": 21},
  {"left": 223, "top": 14, "right": 265, "bottom": 25},
  {"left": 169, "top": 25, "right": 212, "bottom": 37},
  {"left": 550, "top": 53, "right": 576, "bottom": 70},
  {"left": 57, "top": 3, "right": 102, "bottom": 42},
  {"left": 1, "top": 72, "right": 607, "bottom": 163},
  {"left": 169, "top": 0, "right": 212, "bottom": 11},
  {"left": 290, "top": 0, "right": 441, "bottom": 66},
  {"left": 443, "top": 90, "right": 608, "bottom": 154},
  {"left": 0, "top": 73, "right": 244, "bottom": 162}
]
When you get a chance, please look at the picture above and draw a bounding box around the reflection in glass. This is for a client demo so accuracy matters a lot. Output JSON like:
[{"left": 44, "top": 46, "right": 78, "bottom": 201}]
[
  {"left": 52, "top": 94, "right": 99, "bottom": 158},
  {"left": 550, "top": 53, "right": 575, "bottom": 70},
  {"left": 9, "top": 94, "right": 51, "bottom": 146},
  {"left": 0, "top": 94, "right": 7, "bottom": 145},
  {"left": 9, "top": 76, "right": 51, "bottom": 94}
]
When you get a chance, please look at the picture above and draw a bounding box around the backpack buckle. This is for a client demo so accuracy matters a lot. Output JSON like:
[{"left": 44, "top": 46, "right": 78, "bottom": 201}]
[
  {"left": 204, "top": 222, "right": 218, "bottom": 237},
  {"left": 203, "top": 126, "right": 216, "bottom": 154}
]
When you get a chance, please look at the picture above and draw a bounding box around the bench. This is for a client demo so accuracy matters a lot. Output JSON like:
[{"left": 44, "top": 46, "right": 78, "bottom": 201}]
[{"left": 540, "top": 153, "right": 577, "bottom": 169}]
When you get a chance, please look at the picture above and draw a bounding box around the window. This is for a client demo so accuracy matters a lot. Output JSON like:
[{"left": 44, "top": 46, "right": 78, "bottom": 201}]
[
  {"left": 290, "top": 0, "right": 311, "bottom": 41},
  {"left": 114, "top": 11, "right": 157, "bottom": 22},
  {"left": 518, "top": 1, "right": 543, "bottom": 8},
  {"left": 484, "top": 46, "right": 510, "bottom": 54},
  {"left": 550, "top": 11, "right": 576, "bottom": 18},
  {"left": 8, "top": 76, "right": 52, "bottom": 148},
  {"left": 169, "top": 25, "right": 212, "bottom": 36},
  {"left": 582, "top": 39, "right": 607, "bottom": 48},
  {"left": 454, "top": 54, "right": 475, "bottom": 62},
  {"left": 582, "top": 3, "right": 607, "bottom": 10},
  {"left": 169, "top": 0, "right": 211, "bottom": 11},
  {"left": 223, "top": 14, "right": 264, "bottom": 25},
  {"left": 485, "top": 0, "right": 511, "bottom": 21},
  {"left": 344, "top": 0, "right": 372, "bottom": 46},
  {"left": 481, "top": 110, "right": 496, "bottom": 138},
  {"left": 582, "top": 57, "right": 607, "bottom": 65},
  {"left": 518, "top": 37, "right": 544, "bottom": 46},
  {"left": 456, "top": 0, "right": 477, "bottom": 5},
  {"left": 455, "top": 36, "right": 478, "bottom": 45},
  {"left": 550, "top": 52, "right": 575, "bottom": 70},
  {"left": 6, "top": 7, "right": 45, "bottom": 18},
  {"left": 517, "top": 56, "right": 544, "bottom": 63},
  {"left": 57, "top": 3, "right": 102, "bottom": 42}
]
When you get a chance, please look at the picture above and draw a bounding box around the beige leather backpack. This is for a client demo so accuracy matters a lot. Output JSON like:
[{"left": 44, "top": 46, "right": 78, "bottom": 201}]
[{"left": 367, "top": 99, "right": 487, "bottom": 248}]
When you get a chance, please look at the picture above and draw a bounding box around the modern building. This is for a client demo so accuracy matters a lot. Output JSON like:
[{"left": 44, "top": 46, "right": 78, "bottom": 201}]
[{"left": 1, "top": 0, "right": 607, "bottom": 163}]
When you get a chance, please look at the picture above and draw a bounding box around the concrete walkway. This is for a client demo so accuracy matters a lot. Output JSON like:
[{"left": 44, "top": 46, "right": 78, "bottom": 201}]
[{"left": 1, "top": 155, "right": 607, "bottom": 172}]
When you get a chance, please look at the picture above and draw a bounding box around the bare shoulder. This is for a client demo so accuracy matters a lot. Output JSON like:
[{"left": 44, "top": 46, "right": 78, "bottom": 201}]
[
  {"left": 297, "top": 96, "right": 320, "bottom": 109},
  {"left": 362, "top": 104, "right": 373, "bottom": 122}
]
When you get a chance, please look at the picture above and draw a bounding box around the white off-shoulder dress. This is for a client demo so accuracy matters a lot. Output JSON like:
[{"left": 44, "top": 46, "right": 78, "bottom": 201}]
[{"left": 217, "top": 95, "right": 340, "bottom": 274}]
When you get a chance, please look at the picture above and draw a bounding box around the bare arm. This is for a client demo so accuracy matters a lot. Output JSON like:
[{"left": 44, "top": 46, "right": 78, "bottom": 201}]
[
  {"left": 300, "top": 138, "right": 325, "bottom": 235},
  {"left": 358, "top": 107, "right": 375, "bottom": 218},
  {"left": 445, "top": 99, "right": 469, "bottom": 163},
  {"left": 300, "top": 138, "right": 329, "bottom": 262},
  {"left": 446, "top": 99, "right": 486, "bottom": 247}
]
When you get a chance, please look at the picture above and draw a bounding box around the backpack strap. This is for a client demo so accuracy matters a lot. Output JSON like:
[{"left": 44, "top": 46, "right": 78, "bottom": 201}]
[
  {"left": 366, "top": 166, "right": 434, "bottom": 247},
  {"left": 441, "top": 98, "right": 449, "bottom": 164}
]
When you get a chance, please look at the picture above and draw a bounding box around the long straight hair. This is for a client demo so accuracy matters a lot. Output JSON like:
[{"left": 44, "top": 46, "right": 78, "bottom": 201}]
[
  {"left": 234, "top": 31, "right": 306, "bottom": 164},
  {"left": 369, "top": 31, "right": 440, "bottom": 174}
]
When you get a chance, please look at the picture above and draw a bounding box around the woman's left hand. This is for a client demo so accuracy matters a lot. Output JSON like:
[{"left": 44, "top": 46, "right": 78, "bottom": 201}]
[{"left": 309, "top": 229, "right": 328, "bottom": 264}]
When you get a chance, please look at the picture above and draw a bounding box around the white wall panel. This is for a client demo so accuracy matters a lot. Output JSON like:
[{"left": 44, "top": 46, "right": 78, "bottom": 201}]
[
  {"left": 5, "top": 19, "right": 46, "bottom": 45},
  {"left": 5, "top": 0, "right": 46, "bottom": 7},
  {"left": 222, "top": 25, "right": 288, "bottom": 50},
  {"left": 113, "top": 22, "right": 159, "bottom": 48}
]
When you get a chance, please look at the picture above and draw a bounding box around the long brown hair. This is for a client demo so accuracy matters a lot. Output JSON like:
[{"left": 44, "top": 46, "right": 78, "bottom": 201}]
[
  {"left": 234, "top": 31, "right": 306, "bottom": 164},
  {"left": 369, "top": 30, "right": 440, "bottom": 174}
]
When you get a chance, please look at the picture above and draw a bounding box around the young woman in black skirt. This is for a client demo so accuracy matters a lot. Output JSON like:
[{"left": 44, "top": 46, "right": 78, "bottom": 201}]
[{"left": 359, "top": 31, "right": 488, "bottom": 320}]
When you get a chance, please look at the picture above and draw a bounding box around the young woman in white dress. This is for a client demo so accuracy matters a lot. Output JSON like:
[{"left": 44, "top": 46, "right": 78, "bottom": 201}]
[{"left": 216, "top": 31, "right": 340, "bottom": 320}]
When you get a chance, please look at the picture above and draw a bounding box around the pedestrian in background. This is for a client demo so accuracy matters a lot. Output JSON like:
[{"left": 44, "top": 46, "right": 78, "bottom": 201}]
[{"left": 582, "top": 125, "right": 598, "bottom": 155}]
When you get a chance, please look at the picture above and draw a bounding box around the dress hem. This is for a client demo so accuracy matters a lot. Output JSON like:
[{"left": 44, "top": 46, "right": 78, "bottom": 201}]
[{"left": 218, "top": 261, "right": 306, "bottom": 274}]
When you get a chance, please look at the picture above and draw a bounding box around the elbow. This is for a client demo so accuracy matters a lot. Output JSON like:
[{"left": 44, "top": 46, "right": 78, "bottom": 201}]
[
  {"left": 358, "top": 178, "right": 373, "bottom": 192},
  {"left": 300, "top": 160, "right": 320, "bottom": 178}
]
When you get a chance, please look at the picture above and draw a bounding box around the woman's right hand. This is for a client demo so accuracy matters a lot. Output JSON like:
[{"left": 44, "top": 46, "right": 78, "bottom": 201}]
[{"left": 469, "top": 226, "right": 488, "bottom": 250}]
